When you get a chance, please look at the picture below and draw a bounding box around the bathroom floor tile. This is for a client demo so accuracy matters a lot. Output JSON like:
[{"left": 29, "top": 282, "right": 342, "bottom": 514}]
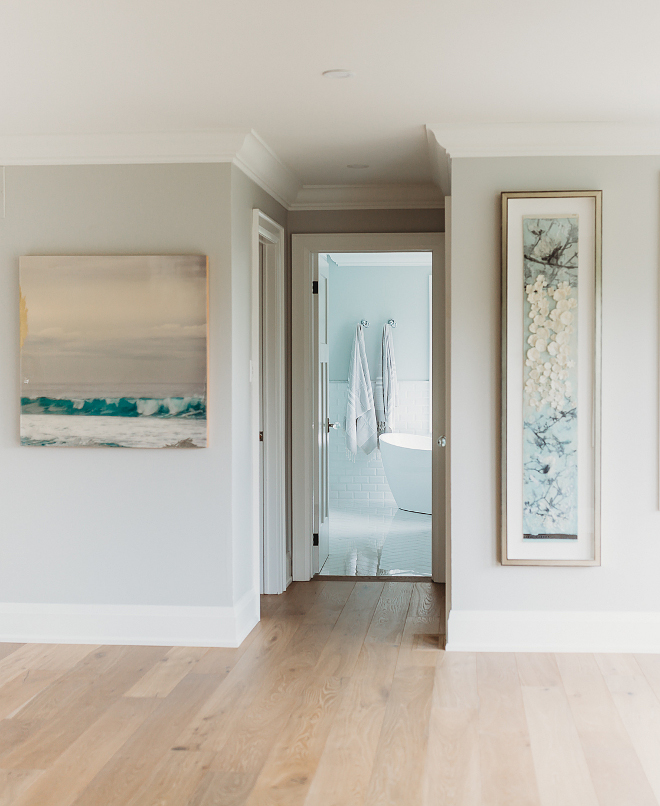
[{"left": 319, "top": 501, "right": 432, "bottom": 577}]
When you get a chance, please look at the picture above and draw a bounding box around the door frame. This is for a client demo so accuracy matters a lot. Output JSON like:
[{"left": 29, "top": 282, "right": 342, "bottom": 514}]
[
  {"left": 291, "top": 232, "right": 450, "bottom": 591},
  {"left": 252, "top": 209, "right": 287, "bottom": 594}
]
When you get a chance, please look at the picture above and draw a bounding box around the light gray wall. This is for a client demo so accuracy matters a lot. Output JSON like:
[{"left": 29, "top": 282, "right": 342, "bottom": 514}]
[
  {"left": 328, "top": 264, "right": 431, "bottom": 381},
  {"left": 0, "top": 163, "right": 238, "bottom": 607},
  {"left": 289, "top": 208, "right": 444, "bottom": 234},
  {"left": 451, "top": 156, "right": 660, "bottom": 612}
]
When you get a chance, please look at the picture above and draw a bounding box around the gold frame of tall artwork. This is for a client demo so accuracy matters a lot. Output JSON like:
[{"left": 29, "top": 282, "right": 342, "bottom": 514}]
[{"left": 501, "top": 191, "right": 602, "bottom": 566}]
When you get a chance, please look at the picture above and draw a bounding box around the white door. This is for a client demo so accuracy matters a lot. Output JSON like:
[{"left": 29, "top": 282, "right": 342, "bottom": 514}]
[{"left": 313, "top": 255, "right": 330, "bottom": 573}]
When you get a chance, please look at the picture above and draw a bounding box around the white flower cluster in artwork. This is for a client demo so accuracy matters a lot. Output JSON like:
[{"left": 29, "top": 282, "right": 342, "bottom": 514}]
[{"left": 525, "top": 275, "right": 577, "bottom": 410}]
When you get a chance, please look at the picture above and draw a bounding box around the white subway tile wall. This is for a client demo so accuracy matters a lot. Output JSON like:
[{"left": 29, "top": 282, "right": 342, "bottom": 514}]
[{"left": 329, "top": 380, "right": 430, "bottom": 504}]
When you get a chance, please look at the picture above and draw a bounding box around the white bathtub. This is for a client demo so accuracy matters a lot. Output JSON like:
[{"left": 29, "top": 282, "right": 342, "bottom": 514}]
[{"left": 379, "top": 433, "right": 432, "bottom": 515}]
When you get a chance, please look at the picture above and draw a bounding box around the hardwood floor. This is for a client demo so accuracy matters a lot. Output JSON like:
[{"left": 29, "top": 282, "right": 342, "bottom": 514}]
[{"left": 0, "top": 580, "right": 658, "bottom": 804}]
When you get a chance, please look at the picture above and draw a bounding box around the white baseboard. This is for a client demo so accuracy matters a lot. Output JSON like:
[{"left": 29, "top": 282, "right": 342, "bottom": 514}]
[
  {"left": 0, "top": 588, "right": 260, "bottom": 648},
  {"left": 446, "top": 609, "right": 660, "bottom": 653}
]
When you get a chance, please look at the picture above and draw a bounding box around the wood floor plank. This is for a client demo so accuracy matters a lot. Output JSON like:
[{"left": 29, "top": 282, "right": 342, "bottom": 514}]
[
  {"left": 0, "top": 645, "right": 64, "bottom": 688},
  {"left": 634, "top": 653, "right": 660, "bottom": 702},
  {"left": 1, "top": 645, "right": 167, "bottom": 770},
  {"left": 0, "top": 646, "right": 25, "bottom": 663},
  {"left": 365, "top": 665, "right": 435, "bottom": 806},
  {"left": 312, "top": 581, "right": 384, "bottom": 677},
  {"left": 174, "top": 616, "right": 307, "bottom": 753},
  {"left": 596, "top": 653, "right": 660, "bottom": 802},
  {"left": 27, "top": 644, "right": 99, "bottom": 672},
  {"left": 477, "top": 653, "right": 541, "bottom": 806},
  {"left": 0, "top": 670, "right": 60, "bottom": 720},
  {"left": 396, "top": 582, "right": 444, "bottom": 671},
  {"left": 125, "top": 647, "right": 209, "bottom": 698},
  {"left": 421, "top": 653, "right": 481, "bottom": 806},
  {"left": 9, "top": 697, "right": 159, "bottom": 806},
  {"left": 521, "top": 683, "right": 600, "bottom": 806},
  {"left": 178, "top": 583, "right": 354, "bottom": 755},
  {"left": 515, "top": 653, "right": 562, "bottom": 688},
  {"left": 243, "top": 675, "right": 344, "bottom": 805},
  {"left": 70, "top": 672, "right": 223, "bottom": 806},
  {"left": 126, "top": 750, "right": 215, "bottom": 806},
  {"left": 557, "top": 653, "right": 657, "bottom": 806},
  {"left": 195, "top": 601, "right": 351, "bottom": 773},
  {"left": 305, "top": 583, "right": 414, "bottom": 806},
  {"left": 190, "top": 771, "right": 255, "bottom": 806},
  {"left": 0, "top": 770, "right": 43, "bottom": 806}
]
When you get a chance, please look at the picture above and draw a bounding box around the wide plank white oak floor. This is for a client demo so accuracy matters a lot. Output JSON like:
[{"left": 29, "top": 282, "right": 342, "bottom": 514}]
[{"left": 0, "top": 580, "right": 658, "bottom": 804}]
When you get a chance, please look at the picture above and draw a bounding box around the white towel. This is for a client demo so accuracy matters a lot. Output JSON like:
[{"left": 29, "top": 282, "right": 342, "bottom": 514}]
[
  {"left": 375, "top": 323, "right": 398, "bottom": 435},
  {"left": 345, "top": 324, "right": 378, "bottom": 456}
]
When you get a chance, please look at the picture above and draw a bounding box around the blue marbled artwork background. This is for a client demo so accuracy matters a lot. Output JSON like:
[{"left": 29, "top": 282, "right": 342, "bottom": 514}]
[{"left": 522, "top": 217, "right": 579, "bottom": 538}]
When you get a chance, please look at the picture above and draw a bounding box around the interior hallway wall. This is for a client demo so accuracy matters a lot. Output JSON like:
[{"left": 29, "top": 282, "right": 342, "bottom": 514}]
[
  {"left": 289, "top": 207, "right": 444, "bottom": 235},
  {"left": 0, "top": 163, "right": 286, "bottom": 632},
  {"left": 449, "top": 156, "right": 660, "bottom": 646}
]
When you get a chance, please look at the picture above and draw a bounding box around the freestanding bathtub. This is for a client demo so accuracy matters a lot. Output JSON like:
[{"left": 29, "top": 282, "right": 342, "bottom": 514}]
[{"left": 379, "top": 433, "right": 432, "bottom": 515}]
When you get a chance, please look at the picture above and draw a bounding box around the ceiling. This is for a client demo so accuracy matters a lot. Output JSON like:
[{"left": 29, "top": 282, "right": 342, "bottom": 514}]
[{"left": 2, "top": 0, "right": 660, "bottom": 196}]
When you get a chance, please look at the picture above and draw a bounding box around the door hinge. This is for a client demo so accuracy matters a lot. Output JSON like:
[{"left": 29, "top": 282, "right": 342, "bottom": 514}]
[
  {"left": 312, "top": 533, "right": 319, "bottom": 546},
  {"left": 312, "top": 280, "right": 319, "bottom": 294},
  {"left": 259, "top": 431, "right": 264, "bottom": 442}
]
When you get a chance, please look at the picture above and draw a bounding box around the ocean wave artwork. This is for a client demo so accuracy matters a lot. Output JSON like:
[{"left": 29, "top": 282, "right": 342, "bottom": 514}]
[
  {"left": 522, "top": 217, "right": 578, "bottom": 538},
  {"left": 19, "top": 255, "right": 208, "bottom": 448}
]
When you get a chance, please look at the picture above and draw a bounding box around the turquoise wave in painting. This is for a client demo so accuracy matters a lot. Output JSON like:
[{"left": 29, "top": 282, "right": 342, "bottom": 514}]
[{"left": 21, "top": 395, "right": 206, "bottom": 419}]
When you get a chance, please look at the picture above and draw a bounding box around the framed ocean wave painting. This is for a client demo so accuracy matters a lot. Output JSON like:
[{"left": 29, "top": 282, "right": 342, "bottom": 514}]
[
  {"left": 19, "top": 255, "right": 208, "bottom": 448},
  {"left": 501, "top": 192, "right": 601, "bottom": 565}
]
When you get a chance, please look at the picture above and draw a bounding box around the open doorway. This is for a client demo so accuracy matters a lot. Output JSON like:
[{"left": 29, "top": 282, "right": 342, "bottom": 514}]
[
  {"left": 318, "top": 251, "right": 433, "bottom": 576},
  {"left": 291, "top": 232, "right": 448, "bottom": 595}
]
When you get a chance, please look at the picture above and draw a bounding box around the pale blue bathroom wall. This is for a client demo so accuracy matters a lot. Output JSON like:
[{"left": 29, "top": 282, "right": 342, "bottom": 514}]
[{"left": 328, "top": 262, "right": 432, "bottom": 381}]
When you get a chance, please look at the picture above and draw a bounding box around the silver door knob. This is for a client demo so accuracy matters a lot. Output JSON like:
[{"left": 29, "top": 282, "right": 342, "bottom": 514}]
[
  {"left": 327, "top": 419, "right": 342, "bottom": 433},
  {"left": 437, "top": 436, "right": 447, "bottom": 447}
]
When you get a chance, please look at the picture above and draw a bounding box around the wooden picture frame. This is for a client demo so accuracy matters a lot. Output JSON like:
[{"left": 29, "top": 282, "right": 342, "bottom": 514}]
[{"left": 501, "top": 191, "right": 602, "bottom": 566}]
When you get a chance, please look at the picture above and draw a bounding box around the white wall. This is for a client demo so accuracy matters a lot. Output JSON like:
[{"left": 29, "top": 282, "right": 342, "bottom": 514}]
[
  {"left": 448, "top": 156, "right": 660, "bottom": 651},
  {"left": 0, "top": 163, "right": 286, "bottom": 646},
  {"left": 328, "top": 263, "right": 431, "bottom": 381}
]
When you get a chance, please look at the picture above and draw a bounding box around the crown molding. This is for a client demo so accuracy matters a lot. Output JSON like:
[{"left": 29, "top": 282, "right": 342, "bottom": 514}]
[
  {"left": 429, "top": 122, "right": 660, "bottom": 159},
  {"left": 0, "top": 129, "right": 301, "bottom": 210},
  {"left": 290, "top": 182, "right": 444, "bottom": 211},
  {"left": 234, "top": 131, "right": 301, "bottom": 209},
  {"left": 425, "top": 127, "right": 451, "bottom": 197},
  {"left": 0, "top": 129, "right": 447, "bottom": 210}
]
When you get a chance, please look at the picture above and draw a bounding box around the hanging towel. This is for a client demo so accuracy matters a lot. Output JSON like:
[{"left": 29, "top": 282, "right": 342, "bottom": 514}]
[
  {"left": 375, "top": 323, "right": 398, "bottom": 435},
  {"left": 345, "top": 324, "right": 378, "bottom": 456}
]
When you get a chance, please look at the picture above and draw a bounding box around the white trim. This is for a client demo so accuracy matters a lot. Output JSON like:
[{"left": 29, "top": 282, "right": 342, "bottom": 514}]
[
  {"left": 429, "top": 122, "right": 660, "bottom": 159},
  {"left": 291, "top": 232, "right": 446, "bottom": 583},
  {"left": 235, "top": 132, "right": 301, "bottom": 210},
  {"left": 290, "top": 183, "right": 444, "bottom": 210},
  {"left": 252, "top": 210, "right": 287, "bottom": 594},
  {"left": 446, "top": 609, "right": 660, "bottom": 653},
  {"left": 0, "top": 589, "right": 259, "bottom": 648}
]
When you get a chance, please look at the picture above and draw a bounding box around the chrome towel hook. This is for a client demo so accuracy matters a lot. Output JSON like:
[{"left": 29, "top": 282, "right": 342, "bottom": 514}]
[
  {"left": 360, "top": 319, "right": 370, "bottom": 328},
  {"left": 387, "top": 319, "right": 397, "bottom": 328}
]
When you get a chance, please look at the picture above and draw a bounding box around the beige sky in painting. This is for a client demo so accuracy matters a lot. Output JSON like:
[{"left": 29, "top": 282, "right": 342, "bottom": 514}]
[{"left": 20, "top": 255, "right": 208, "bottom": 397}]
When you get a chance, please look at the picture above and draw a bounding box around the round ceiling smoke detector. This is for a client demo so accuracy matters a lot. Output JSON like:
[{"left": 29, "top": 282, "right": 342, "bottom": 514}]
[
  {"left": 322, "top": 69, "right": 355, "bottom": 79},
  {"left": 347, "top": 164, "right": 369, "bottom": 169}
]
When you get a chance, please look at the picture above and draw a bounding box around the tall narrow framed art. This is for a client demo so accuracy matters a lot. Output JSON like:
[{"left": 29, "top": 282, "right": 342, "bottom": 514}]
[{"left": 501, "top": 191, "right": 602, "bottom": 566}]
